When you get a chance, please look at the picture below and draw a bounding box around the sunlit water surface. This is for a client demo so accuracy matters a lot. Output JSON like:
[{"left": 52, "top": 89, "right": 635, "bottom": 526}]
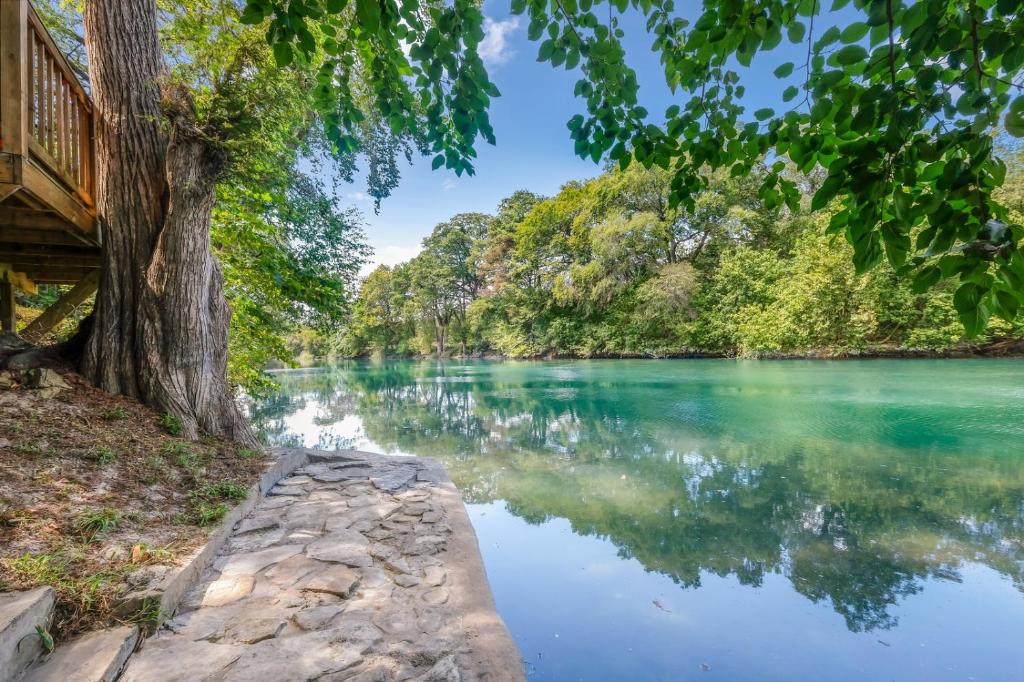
[{"left": 249, "top": 359, "right": 1024, "bottom": 681}]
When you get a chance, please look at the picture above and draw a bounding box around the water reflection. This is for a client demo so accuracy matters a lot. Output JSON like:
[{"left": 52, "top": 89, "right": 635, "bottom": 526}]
[{"left": 249, "top": 360, "right": 1024, "bottom": 636}]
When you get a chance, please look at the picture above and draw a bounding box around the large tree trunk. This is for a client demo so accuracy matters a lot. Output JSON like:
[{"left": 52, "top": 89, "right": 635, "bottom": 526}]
[{"left": 82, "top": 0, "right": 255, "bottom": 444}]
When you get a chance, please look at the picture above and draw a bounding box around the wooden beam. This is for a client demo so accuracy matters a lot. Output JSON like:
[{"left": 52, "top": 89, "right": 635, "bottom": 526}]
[
  {"left": 21, "top": 269, "right": 98, "bottom": 342},
  {"left": 1, "top": 254, "right": 101, "bottom": 269},
  {"left": 0, "top": 152, "right": 22, "bottom": 184},
  {"left": 0, "top": 226, "right": 94, "bottom": 246},
  {"left": 0, "top": 242, "right": 101, "bottom": 258},
  {"left": 22, "top": 268, "right": 96, "bottom": 283},
  {"left": 21, "top": 158, "right": 94, "bottom": 233},
  {"left": 0, "top": 278, "right": 14, "bottom": 332},
  {"left": 0, "top": 206, "right": 77, "bottom": 230}
]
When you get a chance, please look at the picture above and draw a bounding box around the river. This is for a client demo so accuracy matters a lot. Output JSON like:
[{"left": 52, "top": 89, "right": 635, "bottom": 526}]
[{"left": 249, "top": 359, "right": 1024, "bottom": 681}]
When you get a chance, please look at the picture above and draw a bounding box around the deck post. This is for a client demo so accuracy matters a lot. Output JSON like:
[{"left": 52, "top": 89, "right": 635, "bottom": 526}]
[
  {"left": 0, "top": 0, "right": 29, "bottom": 157},
  {"left": 0, "top": 276, "right": 15, "bottom": 332}
]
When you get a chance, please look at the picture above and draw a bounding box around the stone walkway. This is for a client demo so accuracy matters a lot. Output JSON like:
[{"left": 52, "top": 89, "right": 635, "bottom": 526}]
[{"left": 120, "top": 449, "right": 522, "bottom": 682}]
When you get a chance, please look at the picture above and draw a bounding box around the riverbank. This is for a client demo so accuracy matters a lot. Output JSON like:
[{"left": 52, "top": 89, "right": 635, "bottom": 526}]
[
  {"left": 282, "top": 337, "right": 1024, "bottom": 367},
  {"left": 121, "top": 448, "right": 523, "bottom": 681},
  {"left": 0, "top": 365, "right": 268, "bottom": 639}
]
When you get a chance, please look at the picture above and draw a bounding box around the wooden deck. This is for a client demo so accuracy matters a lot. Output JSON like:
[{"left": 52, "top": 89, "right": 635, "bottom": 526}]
[{"left": 0, "top": 0, "right": 98, "bottom": 332}]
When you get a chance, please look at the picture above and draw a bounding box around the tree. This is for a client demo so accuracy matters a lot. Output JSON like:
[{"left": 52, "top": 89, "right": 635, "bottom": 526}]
[
  {"left": 256, "top": 0, "right": 1024, "bottom": 335},
  {"left": 63, "top": 0, "right": 489, "bottom": 441}
]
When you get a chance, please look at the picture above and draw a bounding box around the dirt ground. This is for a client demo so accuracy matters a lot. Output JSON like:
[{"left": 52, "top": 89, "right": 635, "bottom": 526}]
[{"left": 0, "top": 365, "right": 268, "bottom": 640}]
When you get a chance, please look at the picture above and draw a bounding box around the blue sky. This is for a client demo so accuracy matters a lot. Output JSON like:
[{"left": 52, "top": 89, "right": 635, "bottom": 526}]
[{"left": 347, "top": 1, "right": 814, "bottom": 272}]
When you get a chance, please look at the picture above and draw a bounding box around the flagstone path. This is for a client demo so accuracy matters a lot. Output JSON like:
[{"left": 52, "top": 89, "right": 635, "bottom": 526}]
[{"left": 119, "top": 449, "right": 522, "bottom": 682}]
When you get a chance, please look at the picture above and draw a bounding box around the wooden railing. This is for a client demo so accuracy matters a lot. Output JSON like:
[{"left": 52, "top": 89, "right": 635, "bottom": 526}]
[{"left": 0, "top": 0, "right": 94, "bottom": 209}]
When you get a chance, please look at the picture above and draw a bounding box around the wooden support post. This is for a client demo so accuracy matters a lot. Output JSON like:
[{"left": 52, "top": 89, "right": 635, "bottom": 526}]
[
  {"left": 0, "top": 277, "right": 15, "bottom": 332},
  {"left": 20, "top": 268, "right": 97, "bottom": 341}
]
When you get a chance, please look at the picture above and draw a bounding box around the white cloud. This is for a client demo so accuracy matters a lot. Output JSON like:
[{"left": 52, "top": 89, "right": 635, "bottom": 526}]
[
  {"left": 442, "top": 178, "right": 458, "bottom": 192},
  {"left": 478, "top": 16, "right": 521, "bottom": 67},
  {"left": 346, "top": 191, "right": 369, "bottom": 202},
  {"left": 359, "top": 244, "right": 421, "bottom": 276}
]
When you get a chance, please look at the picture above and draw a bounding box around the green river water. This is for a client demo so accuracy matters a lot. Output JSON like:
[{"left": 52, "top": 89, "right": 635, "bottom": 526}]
[{"left": 250, "top": 359, "right": 1024, "bottom": 681}]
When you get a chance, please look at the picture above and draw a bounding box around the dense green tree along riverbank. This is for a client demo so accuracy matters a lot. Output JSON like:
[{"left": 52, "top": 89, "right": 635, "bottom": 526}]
[
  {"left": 250, "top": 359, "right": 1024, "bottom": 682},
  {"left": 338, "top": 164, "right": 1024, "bottom": 361}
]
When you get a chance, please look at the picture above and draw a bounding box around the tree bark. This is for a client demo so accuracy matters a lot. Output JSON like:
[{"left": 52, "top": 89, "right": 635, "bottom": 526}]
[{"left": 81, "top": 0, "right": 255, "bottom": 444}]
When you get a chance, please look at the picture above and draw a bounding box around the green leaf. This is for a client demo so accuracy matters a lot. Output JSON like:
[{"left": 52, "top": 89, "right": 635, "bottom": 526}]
[
  {"left": 754, "top": 108, "right": 774, "bottom": 121},
  {"left": 773, "top": 62, "right": 794, "bottom": 78},
  {"left": 833, "top": 45, "right": 868, "bottom": 65},
  {"left": 783, "top": 85, "right": 799, "bottom": 102},
  {"left": 787, "top": 22, "right": 806, "bottom": 43},
  {"left": 953, "top": 283, "right": 989, "bottom": 337},
  {"left": 272, "top": 42, "right": 293, "bottom": 67},
  {"left": 431, "top": 154, "right": 445, "bottom": 170},
  {"left": 356, "top": 0, "right": 381, "bottom": 32},
  {"left": 840, "top": 22, "right": 869, "bottom": 44},
  {"left": 1006, "top": 110, "right": 1024, "bottom": 138},
  {"left": 911, "top": 266, "right": 941, "bottom": 293}
]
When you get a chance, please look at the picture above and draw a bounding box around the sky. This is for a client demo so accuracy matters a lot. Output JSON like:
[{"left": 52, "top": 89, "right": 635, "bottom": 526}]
[{"left": 345, "top": 1, "right": 817, "bottom": 274}]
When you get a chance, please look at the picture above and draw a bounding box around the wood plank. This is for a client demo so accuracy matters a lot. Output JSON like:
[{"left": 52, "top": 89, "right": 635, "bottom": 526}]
[
  {"left": 20, "top": 268, "right": 98, "bottom": 342},
  {"left": 0, "top": 205, "right": 75, "bottom": 230},
  {"left": 1, "top": 254, "right": 101, "bottom": 269},
  {"left": 0, "top": 243, "right": 101, "bottom": 258},
  {"left": 0, "top": 277, "right": 14, "bottom": 331},
  {"left": 0, "top": 226, "right": 95, "bottom": 246},
  {"left": 21, "top": 268, "right": 95, "bottom": 284},
  {"left": 21, "top": 158, "right": 94, "bottom": 232},
  {"left": 25, "top": 6, "right": 89, "bottom": 106}
]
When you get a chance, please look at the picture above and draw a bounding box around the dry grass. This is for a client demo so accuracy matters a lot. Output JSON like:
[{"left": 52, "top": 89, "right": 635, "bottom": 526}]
[{"left": 0, "top": 366, "right": 267, "bottom": 640}]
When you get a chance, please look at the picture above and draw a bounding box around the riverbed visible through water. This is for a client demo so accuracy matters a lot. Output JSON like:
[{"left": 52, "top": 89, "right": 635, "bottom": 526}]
[{"left": 249, "top": 359, "right": 1024, "bottom": 681}]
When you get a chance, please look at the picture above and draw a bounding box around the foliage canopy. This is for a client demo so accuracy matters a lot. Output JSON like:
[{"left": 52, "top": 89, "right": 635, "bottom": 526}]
[{"left": 250, "top": 0, "right": 1024, "bottom": 334}]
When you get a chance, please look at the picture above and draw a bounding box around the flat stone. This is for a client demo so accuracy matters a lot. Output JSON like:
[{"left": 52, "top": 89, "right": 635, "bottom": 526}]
[
  {"left": 297, "top": 566, "right": 360, "bottom": 598},
  {"left": 281, "top": 474, "right": 313, "bottom": 484},
  {"left": 262, "top": 554, "right": 324, "bottom": 588},
  {"left": 310, "top": 490, "right": 347, "bottom": 502},
  {"left": 0, "top": 586, "right": 54, "bottom": 678},
  {"left": 314, "top": 469, "right": 371, "bottom": 483},
  {"left": 373, "top": 607, "right": 418, "bottom": 636},
  {"left": 260, "top": 497, "right": 295, "bottom": 510},
  {"left": 219, "top": 544, "right": 303, "bottom": 576},
  {"left": 330, "top": 612, "right": 384, "bottom": 652},
  {"left": 201, "top": 574, "right": 254, "bottom": 607},
  {"left": 22, "top": 625, "right": 138, "bottom": 682},
  {"left": 292, "top": 603, "right": 345, "bottom": 631},
  {"left": 336, "top": 665, "right": 396, "bottom": 682},
  {"left": 348, "top": 495, "right": 379, "bottom": 508},
  {"left": 268, "top": 485, "right": 306, "bottom": 497},
  {"left": 416, "top": 607, "right": 446, "bottom": 634},
  {"left": 422, "top": 567, "right": 447, "bottom": 587},
  {"left": 397, "top": 490, "right": 430, "bottom": 502},
  {"left": 307, "top": 530, "right": 371, "bottom": 567},
  {"left": 224, "top": 616, "right": 287, "bottom": 644},
  {"left": 120, "top": 637, "right": 242, "bottom": 681},
  {"left": 412, "top": 654, "right": 460, "bottom": 682},
  {"left": 218, "top": 631, "right": 363, "bottom": 681},
  {"left": 359, "top": 567, "right": 390, "bottom": 588},
  {"left": 421, "top": 510, "right": 443, "bottom": 524},
  {"left": 421, "top": 588, "right": 449, "bottom": 606},
  {"left": 393, "top": 573, "right": 421, "bottom": 588},
  {"left": 235, "top": 516, "right": 279, "bottom": 535},
  {"left": 371, "top": 467, "right": 418, "bottom": 492},
  {"left": 325, "top": 515, "right": 355, "bottom": 532}
]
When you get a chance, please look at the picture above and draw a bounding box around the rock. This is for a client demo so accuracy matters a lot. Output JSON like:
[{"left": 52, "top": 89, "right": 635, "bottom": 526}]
[
  {"left": 219, "top": 544, "right": 303, "bottom": 577},
  {"left": 307, "top": 530, "right": 371, "bottom": 567},
  {"left": 373, "top": 607, "right": 418, "bottom": 636},
  {"left": 314, "top": 468, "right": 373, "bottom": 482},
  {"left": 297, "top": 566, "right": 361, "bottom": 598},
  {"left": 394, "top": 573, "right": 421, "bottom": 588},
  {"left": 268, "top": 485, "right": 306, "bottom": 497},
  {"left": 330, "top": 612, "right": 384, "bottom": 652},
  {"left": 334, "top": 664, "right": 396, "bottom": 682},
  {"left": 120, "top": 637, "right": 242, "bottom": 682},
  {"left": 21, "top": 625, "right": 139, "bottom": 682},
  {"left": 421, "top": 588, "right": 449, "bottom": 606},
  {"left": 422, "top": 567, "right": 447, "bottom": 587},
  {"left": 421, "top": 510, "right": 443, "bottom": 524},
  {"left": 235, "top": 516, "right": 279, "bottom": 535},
  {"left": 412, "top": 654, "right": 461, "bottom": 682},
  {"left": 371, "top": 467, "right": 418, "bottom": 492},
  {"left": 281, "top": 474, "right": 313, "bottom": 485},
  {"left": 416, "top": 607, "right": 446, "bottom": 634},
  {"left": 201, "top": 574, "right": 255, "bottom": 607},
  {"left": 348, "top": 494, "right": 379, "bottom": 508},
  {"left": 262, "top": 555, "right": 324, "bottom": 588},
  {"left": 292, "top": 603, "right": 346, "bottom": 631},
  {"left": 218, "top": 631, "right": 363, "bottom": 681},
  {"left": 325, "top": 515, "right": 355, "bottom": 532}
]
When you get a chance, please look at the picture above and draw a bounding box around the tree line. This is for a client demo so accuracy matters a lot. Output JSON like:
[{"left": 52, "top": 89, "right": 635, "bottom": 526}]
[{"left": 341, "top": 160, "right": 1024, "bottom": 359}]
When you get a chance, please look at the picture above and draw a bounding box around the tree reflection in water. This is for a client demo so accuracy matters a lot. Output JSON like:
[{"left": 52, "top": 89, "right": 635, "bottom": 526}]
[{"left": 248, "top": 360, "right": 1024, "bottom": 633}]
